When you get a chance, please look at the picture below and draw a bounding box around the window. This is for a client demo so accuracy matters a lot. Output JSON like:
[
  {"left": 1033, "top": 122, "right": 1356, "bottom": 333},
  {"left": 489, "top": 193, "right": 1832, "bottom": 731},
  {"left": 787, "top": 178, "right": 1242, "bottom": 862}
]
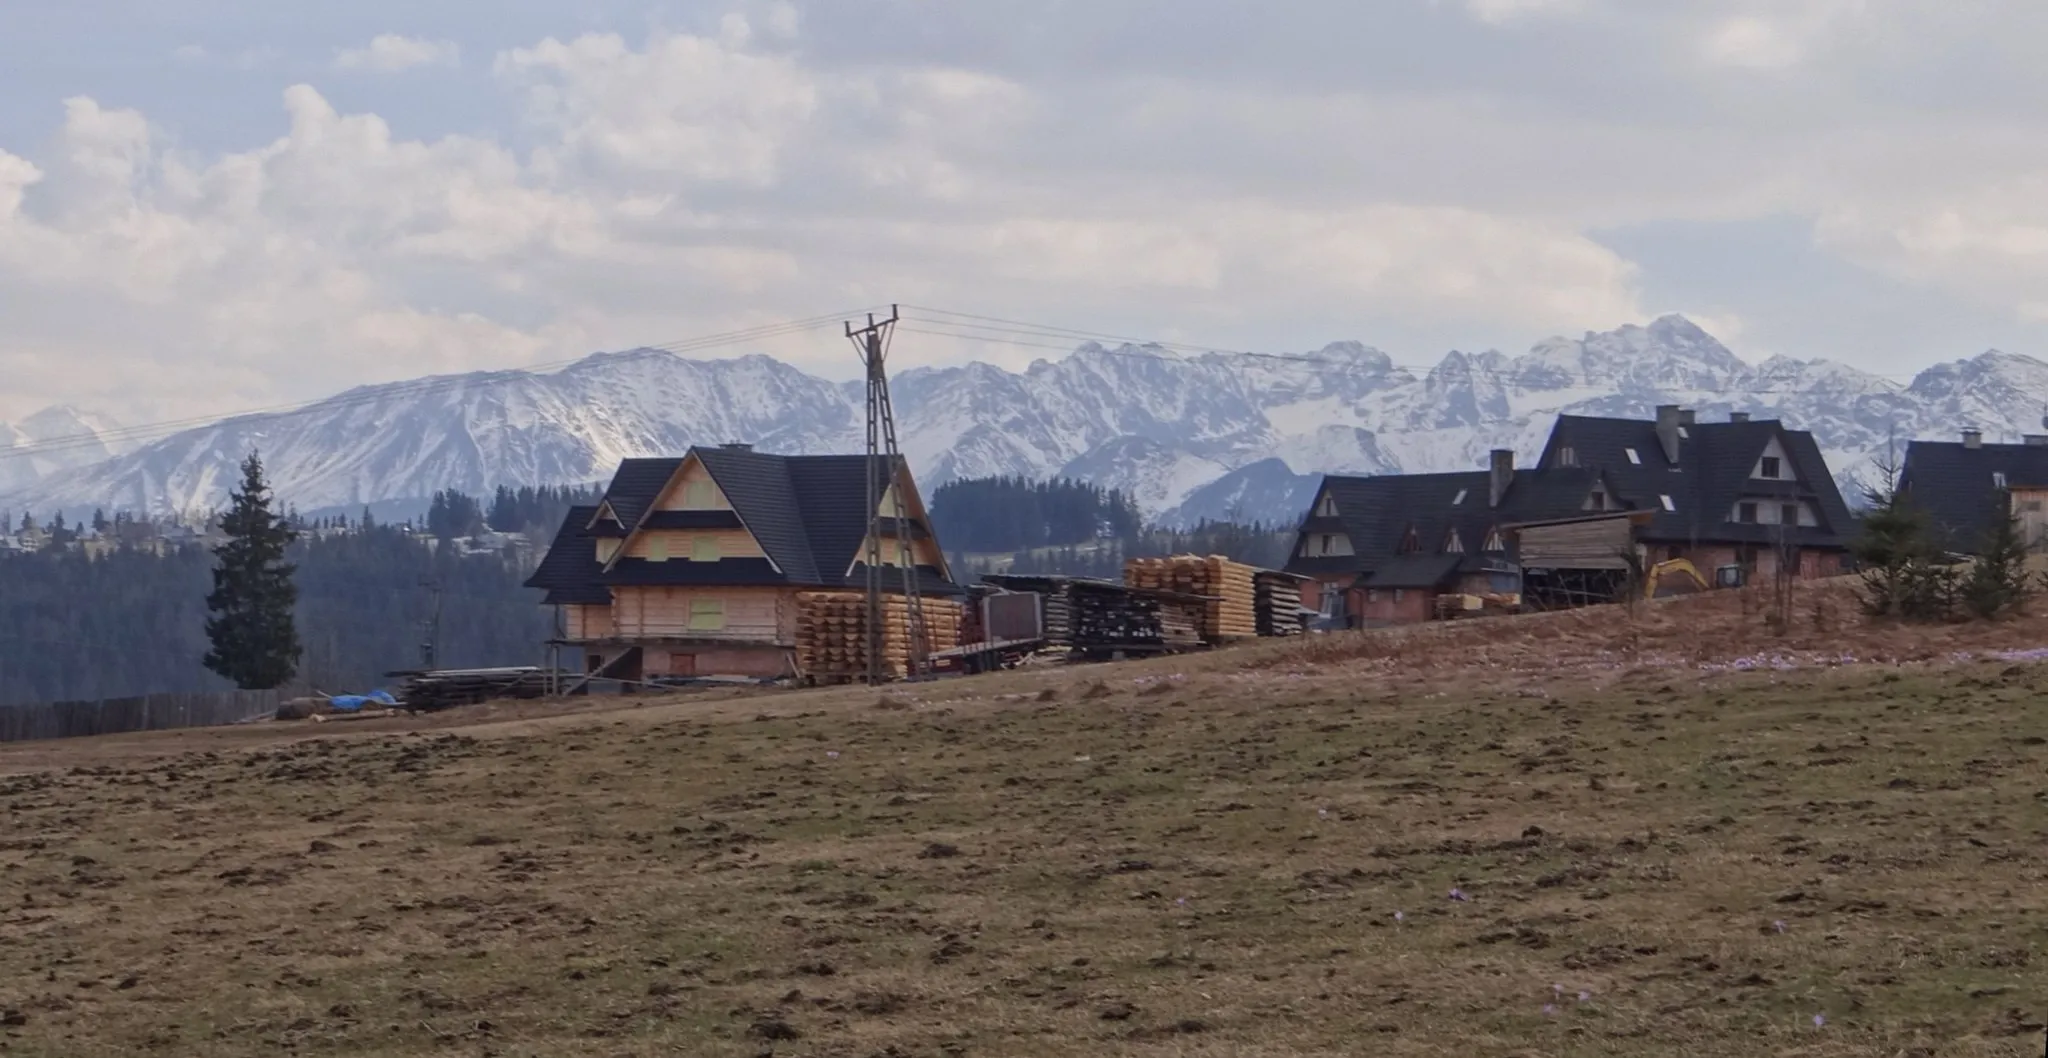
[
  {"left": 689, "top": 598, "right": 725, "bottom": 631},
  {"left": 2026, "top": 500, "right": 2044, "bottom": 514},
  {"left": 1484, "top": 529, "right": 1505, "bottom": 552},
  {"left": 1444, "top": 530, "right": 1464, "bottom": 554},
  {"left": 1780, "top": 503, "right": 1799, "bottom": 526},
  {"left": 1557, "top": 446, "right": 1577, "bottom": 467},
  {"left": 1994, "top": 472, "right": 2008, "bottom": 489},
  {"left": 1317, "top": 494, "right": 1338, "bottom": 517},
  {"left": 692, "top": 536, "right": 720, "bottom": 562},
  {"left": 1660, "top": 494, "right": 1676, "bottom": 512},
  {"left": 1393, "top": 589, "right": 1406, "bottom": 603},
  {"left": 683, "top": 481, "right": 718, "bottom": 509},
  {"left": 1625, "top": 447, "right": 1641, "bottom": 465},
  {"left": 1399, "top": 527, "right": 1420, "bottom": 553},
  {"left": 1760, "top": 456, "right": 1781, "bottom": 479},
  {"left": 1451, "top": 489, "right": 1468, "bottom": 506},
  {"left": 646, "top": 535, "right": 669, "bottom": 561},
  {"left": 1587, "top": 490, "right": 1607, "bottom": 511},
  {"left": 1366, "top": 588, "right": 1380, "bottom": 603},
  {"left": 1738, "top": 502, "right": 1758, "bottom": 523},
  {"left": 596, "top": 539, "right": 621, "bottom": 563}
]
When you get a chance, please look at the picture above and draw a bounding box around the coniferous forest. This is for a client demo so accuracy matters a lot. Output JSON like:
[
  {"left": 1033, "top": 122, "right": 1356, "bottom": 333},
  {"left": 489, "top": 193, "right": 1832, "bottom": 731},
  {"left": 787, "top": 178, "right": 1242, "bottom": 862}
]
[
  {"left": 0, "top": 486, "right": 599, "bottom": 707},
  {"left": 931, "top": 475, "right": 1297, "bottom": 580}
]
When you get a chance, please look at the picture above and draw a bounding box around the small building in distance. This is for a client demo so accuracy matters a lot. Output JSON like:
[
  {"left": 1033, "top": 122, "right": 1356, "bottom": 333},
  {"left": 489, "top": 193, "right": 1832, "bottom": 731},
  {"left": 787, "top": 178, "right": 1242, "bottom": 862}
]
[
  {"left": 1898, "top": 429, "right": 2048, "bottom": 554},
  {"left": 1286, "top": 406, "right": 1856, "bottom": 627},
  {"left": 525, "top": 444, "right": 963, "bottom": 680}
]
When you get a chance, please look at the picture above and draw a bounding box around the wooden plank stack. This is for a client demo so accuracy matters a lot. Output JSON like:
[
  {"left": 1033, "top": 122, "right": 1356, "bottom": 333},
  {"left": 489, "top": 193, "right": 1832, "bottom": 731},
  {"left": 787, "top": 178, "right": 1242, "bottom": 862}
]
[
  {"left": 1124, "top": 555, "right": 1258, "bottom": 642},
  {"left": 1254, "top": 570, "right": 1310, "bottom": 636},
  {"left": 795, "top": 592, "right": 962, "bottom": 680},
  {"left": 393, "top": 667, "right": 556, "bottom": 711}
]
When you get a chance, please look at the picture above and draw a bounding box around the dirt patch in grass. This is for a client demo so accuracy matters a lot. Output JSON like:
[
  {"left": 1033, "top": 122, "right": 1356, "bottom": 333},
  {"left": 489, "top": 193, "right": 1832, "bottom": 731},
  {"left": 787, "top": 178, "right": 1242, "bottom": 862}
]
[{"left": 3, "top": 592, "right": 2048, "bottom": 1055}]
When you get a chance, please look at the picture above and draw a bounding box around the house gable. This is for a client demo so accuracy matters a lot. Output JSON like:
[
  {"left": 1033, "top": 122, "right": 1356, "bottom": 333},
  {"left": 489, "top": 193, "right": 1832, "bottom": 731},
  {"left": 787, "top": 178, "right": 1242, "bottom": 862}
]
[{"left": 608, "top": 451, "right": 782, "bottom": 577}]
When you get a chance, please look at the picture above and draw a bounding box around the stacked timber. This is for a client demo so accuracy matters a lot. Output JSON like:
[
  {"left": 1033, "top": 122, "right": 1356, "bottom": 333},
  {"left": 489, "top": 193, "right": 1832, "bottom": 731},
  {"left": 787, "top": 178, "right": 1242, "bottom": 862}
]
[
  {"left": 795, "top": 592, "right": 963, "bottom": 680},
  {"left": 393, "top": 667, "right": 556, "bottom": 711},
  {"left": 1124, "top": 555, "right": 1258, "bottom": 642},
  {"left": 1254, "top": 570, "right": 1310, "bottom": 636},
  {"left": 978, "top": 574, "right": 1201, "bottom": 654}
]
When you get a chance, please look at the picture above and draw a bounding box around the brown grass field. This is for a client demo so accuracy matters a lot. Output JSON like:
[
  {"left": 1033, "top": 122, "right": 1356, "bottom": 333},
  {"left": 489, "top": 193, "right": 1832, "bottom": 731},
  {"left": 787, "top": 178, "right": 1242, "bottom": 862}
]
[{"left": 3, "top": 585, "right": 2047, "bottom": 1056}]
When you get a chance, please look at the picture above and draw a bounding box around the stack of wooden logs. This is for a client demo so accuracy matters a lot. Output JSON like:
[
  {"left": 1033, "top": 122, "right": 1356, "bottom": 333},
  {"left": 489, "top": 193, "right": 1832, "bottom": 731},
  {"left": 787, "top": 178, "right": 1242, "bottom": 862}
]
[
  {"left": 1254, "top": 571, "right": 1310, "bottom": 636},
  {"left": 1124, "top": 555, "right": 1259, "bottom": 642},
  {"left": 795, "top": 592, "right": 962, "bottom": 680},
  {"left": 394, "top": 667, "right": 555, "bottom": 711}
]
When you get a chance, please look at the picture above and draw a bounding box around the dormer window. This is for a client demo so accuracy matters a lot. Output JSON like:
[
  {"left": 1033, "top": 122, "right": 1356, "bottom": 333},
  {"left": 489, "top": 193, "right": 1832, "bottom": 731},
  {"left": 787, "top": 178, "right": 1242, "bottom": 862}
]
[
  {"left": 1451, "top": 489, "right": 1468, "bottom": 506},
  {"left": 1994, "top": 472, "right": 2008, "bottom": 489},
  {"left": 1443, "top": 529, "right": 1465, "bottom": 554},
  {"left": 1660, "top": 494, "right": 1676, "bottom": 512},
  {"left": 1760, "top": 456, "right": 1781, "bottom": 479},
  {"left": 1399, "top": 526, "right": 1420, "bottom": 554},
  {"left": 1586, "top": 490, "right": 1608, "bottom": 512},
  {"left": 1625, "top": 448, "right": 1641, "bottom": 465},
  {"left": 1484, "top": 528, "right": 1505, "bottom": 552},
  {"left": 1557, "top": 446, "right": 1578, "bottom": 467},
  {"left": 1316, "top": 494, "right": 1339, "bottom": 517}
]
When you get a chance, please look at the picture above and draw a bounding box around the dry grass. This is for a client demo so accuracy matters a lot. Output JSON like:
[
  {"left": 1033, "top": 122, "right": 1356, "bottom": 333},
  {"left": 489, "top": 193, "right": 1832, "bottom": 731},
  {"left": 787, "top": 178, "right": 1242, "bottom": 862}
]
[{"left": 4, "top": 590, "right": 2048, "bottom": 1056}]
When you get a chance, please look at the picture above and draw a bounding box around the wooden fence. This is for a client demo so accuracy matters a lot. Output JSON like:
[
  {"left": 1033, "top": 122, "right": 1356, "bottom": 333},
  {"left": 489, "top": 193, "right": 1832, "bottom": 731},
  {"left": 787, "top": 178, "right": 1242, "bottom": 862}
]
[{"left": 0, "top": 690, "right": 283, "bottom": 743}]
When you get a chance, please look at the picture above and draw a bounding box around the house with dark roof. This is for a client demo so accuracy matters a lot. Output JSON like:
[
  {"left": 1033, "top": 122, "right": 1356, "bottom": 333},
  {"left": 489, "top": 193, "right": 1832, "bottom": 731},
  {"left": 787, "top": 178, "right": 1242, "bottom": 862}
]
[
  {"left": 1898, "top": 429, "right": 2048, "bottom": 553},
  {"left": 1285, "top": 406, "right": 1855, "bottom": 626},
  {"left": 525, "top": 444, "right": 962, "bottom": 680}
]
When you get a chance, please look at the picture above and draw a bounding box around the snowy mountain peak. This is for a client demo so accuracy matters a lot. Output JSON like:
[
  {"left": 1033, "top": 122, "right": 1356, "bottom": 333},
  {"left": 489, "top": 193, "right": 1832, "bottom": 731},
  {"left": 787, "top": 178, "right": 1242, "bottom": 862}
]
[{"left": 11, "top": 318, "right": 2048, "bottom": 528}]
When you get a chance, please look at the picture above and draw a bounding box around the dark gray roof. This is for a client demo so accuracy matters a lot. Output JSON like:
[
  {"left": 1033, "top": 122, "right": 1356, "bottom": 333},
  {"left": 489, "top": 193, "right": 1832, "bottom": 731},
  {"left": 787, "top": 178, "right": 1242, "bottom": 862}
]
[
  {"left": 523, "top": 505, "right": 612, "bottom": 605},
  {"left": 1539, "top": 415, "right": 1851, "bottom": 546},
  {"left": 1365, "top": 555, "right": 1464, "bottom": 589},
  {"left": 534, "top": 447, "right": 963, "bottom": 601},
  {"left": 1900, "top": 440, "right": 2048, "bottom": 551}
]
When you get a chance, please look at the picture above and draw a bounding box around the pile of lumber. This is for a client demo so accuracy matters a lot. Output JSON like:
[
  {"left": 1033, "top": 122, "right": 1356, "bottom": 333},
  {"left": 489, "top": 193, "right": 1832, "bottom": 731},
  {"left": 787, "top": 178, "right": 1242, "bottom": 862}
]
[
  {"left": 795, "top": 592, "right": 962, "bottom": 680},
  {"left": 978, "top": 574, "right": 1203, "bottom": 654},
  {"left": 391, "top": 667, "right": 556, "bottom": 711},
  {"left": 1124, "top": 555, "right": 1258, "bottom": 642},
  {"left": 1254, "top": 570, "right": 1311, "bottom": 636}
]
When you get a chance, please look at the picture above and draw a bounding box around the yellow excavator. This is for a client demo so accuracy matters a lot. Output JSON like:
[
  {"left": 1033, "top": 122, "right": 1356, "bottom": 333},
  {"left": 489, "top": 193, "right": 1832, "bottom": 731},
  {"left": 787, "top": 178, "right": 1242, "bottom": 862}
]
[{"left": 1644, "top": 558, "right": 1710, "bottom": 599}]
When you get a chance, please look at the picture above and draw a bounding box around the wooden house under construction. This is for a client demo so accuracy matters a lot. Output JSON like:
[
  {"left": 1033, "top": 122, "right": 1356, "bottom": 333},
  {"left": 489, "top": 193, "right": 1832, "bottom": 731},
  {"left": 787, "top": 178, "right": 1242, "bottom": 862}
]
[{"left": 525, "top": 444, "right": 965, "bottom": 682}]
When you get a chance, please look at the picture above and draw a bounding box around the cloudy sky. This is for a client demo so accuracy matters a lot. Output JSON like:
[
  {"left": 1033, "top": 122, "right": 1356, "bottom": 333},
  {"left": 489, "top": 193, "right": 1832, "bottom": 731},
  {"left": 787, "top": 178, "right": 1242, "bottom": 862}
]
[{"left": 6, "top": 0, "right": 2048, "bottom": 426}]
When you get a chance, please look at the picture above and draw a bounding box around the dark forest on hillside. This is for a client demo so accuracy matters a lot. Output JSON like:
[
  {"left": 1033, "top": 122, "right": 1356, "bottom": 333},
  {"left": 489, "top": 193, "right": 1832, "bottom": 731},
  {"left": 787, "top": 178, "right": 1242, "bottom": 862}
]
[
  {"left": 931, "top": 475, "right": 1296, "bottom": 579},
  {"left": 0, "top": 522, "right": 552, "bottom": 707}
]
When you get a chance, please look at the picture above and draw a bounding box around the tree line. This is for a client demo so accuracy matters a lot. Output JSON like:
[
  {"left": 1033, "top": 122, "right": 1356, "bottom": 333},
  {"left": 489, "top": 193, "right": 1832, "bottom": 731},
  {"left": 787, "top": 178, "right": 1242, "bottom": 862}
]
[
  {"left": 929, "top": 475, "right": 1295, "bottom": 579},
  {"left": 0, "top": 459, "right": 554, "bottom": 707}
]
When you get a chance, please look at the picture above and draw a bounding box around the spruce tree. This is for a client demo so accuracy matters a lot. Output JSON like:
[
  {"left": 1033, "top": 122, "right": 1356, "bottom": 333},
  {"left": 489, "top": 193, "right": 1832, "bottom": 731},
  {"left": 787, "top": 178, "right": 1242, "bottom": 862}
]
[
  {"left": 1960, "top": 488, "right": 2034, "bottom": 619},
  {"left": 203, "top": 452, "right": 302, "bottom": 689}
]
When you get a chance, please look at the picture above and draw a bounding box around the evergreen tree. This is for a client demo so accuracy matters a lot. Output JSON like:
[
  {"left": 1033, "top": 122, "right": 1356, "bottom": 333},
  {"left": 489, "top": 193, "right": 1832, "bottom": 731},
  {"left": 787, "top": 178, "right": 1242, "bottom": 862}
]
[
  {"left": 1851, "top": 464, "right": 1951, "bottom": 621},
  {"left": 92, "top": 508, "right": 109, "bottom": 534},
  {"left": 1960, "top": 488, "right": 2034, "bottom": 619},
  {"left": 203, "top": 453, "right": 303, "bottom": 689}
]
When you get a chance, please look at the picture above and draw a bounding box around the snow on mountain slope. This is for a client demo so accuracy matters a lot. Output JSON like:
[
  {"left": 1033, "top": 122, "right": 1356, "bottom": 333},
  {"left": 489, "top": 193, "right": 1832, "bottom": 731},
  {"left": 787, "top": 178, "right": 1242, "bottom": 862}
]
[
  {"left": 0, "top": 406, "right": 133, "bottom": 496},
  {"left": 6, "top": 315, "right": 2045, "bottom": 525}
]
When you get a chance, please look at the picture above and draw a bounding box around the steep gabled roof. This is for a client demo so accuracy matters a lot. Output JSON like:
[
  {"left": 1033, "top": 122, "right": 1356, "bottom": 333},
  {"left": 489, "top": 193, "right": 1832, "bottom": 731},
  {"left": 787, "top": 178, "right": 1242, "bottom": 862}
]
[
  {"left": 1901, "top": 439, "right": 2048, "bottom": 550},
  {"left": 548, "top": 447, "right": 964, "bottom": 596},
  {"left": 523, "top": 505, "right": 612, "bottom": 605},
  {"left": 1541, "top": 415, "right": 1849, "bottom": 545}
]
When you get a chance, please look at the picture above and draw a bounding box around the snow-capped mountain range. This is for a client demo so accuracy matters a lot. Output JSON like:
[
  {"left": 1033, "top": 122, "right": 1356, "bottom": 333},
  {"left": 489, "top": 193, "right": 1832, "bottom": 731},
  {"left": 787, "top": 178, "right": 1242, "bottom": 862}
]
[{"left": 5, "top": 315, "right": 2047, "bottom": 527}]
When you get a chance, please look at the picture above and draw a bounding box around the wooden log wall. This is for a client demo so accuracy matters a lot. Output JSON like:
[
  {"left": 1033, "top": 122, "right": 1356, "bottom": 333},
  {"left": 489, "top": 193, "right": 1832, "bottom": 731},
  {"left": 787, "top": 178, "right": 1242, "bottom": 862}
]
[{"left": 1253, "top": 571, "right": 1308, "bottom": 636}]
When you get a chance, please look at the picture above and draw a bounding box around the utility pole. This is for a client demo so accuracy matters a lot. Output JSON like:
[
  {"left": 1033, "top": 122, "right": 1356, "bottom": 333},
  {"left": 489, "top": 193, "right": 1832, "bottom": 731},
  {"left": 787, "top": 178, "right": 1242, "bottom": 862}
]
[
  {"left": 846, "top": 306, "right": 930, "bottom": 685},
  {"left": 420, "top": 577, "right": 443, "bottom": 670}
]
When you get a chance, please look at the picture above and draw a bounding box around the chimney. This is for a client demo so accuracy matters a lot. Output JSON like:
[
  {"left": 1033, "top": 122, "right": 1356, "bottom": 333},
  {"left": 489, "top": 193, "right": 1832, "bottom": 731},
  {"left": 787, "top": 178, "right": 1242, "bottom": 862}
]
[
  {"left": 720, "top": 441, "right": 754, "bottom": 451},
  {"left": 1729, "top": 411, "right": 1750, "bottom": 423},
  {"left": 1654, "top": 405, "right": 1683, "bottom": 463},
  {"left": 2026, "top": 435, "right": 2048, "bottom": 447},
  {"left": 1962, "top": 429, "right": 1983, "bottom": 450},
  {"left": 1678, "top": 409, "right": 1697, "bottom": 426},
  {"left": 1489, "top": 449, "right": 1514, "bottom": 509}
]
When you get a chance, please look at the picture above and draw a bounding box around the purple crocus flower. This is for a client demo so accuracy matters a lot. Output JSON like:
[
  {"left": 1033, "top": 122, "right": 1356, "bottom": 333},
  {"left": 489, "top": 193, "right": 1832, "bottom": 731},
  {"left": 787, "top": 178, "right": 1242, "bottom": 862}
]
[
  {"left": 1773, "top": 920, "right": 1787, "bottom": 934},
  {"left": 1393, "top": 910, "right": 1404, "bottom": 922},
  {"left": 1447, "top": 887, "right": 1469, "bottom": 902},
  {"left": 1812, "top": 1014, "right": 1826, "bottom": 1028},
  {"left": 1577, "top": 991, "right": 1590, "bottom": 1003}
]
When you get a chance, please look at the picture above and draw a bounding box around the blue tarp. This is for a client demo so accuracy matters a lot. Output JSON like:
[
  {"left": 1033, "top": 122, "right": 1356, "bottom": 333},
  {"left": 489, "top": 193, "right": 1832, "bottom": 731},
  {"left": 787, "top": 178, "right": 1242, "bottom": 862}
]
[{"left": 328, "top": 689, "right": 399, "bottom": 712}]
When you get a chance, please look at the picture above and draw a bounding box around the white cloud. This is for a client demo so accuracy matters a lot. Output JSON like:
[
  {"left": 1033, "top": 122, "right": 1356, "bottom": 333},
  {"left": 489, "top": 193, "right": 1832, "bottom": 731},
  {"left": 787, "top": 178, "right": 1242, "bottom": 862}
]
[
  {"left": 495, "top": 30, "right": 816, "bottom": 186},
  {"left": 333, "top": 34, "right": 461, "bottom": 72},
  {"left": 1696, "top": 0, "right": 1869, "bottom": 70},
  {"left": 1460, "top": 0, "right": 1586, "bottom": 25}
]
